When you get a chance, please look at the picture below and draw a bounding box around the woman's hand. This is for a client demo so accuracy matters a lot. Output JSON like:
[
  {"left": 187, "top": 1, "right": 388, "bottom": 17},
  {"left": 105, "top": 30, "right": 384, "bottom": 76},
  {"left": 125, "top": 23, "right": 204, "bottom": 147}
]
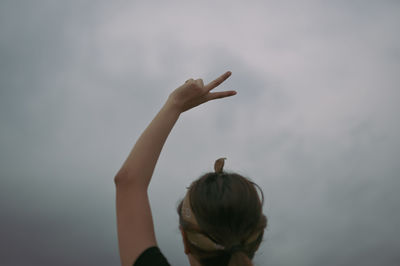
[{"left": 167, "top": 71, "right": 237, "bottom": 113}]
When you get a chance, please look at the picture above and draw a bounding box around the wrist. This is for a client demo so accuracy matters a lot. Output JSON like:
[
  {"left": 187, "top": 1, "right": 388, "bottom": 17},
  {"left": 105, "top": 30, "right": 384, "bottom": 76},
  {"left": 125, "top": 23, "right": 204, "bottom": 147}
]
[{"left": 164, "top": 96, "right": 183, "bottom": 117}]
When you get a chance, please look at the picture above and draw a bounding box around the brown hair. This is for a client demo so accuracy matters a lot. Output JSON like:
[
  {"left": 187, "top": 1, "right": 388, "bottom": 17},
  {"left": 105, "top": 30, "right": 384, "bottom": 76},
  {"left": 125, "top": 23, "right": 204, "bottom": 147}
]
[{"left": 177, "top": 162, "right": 267, "bottom": 266}]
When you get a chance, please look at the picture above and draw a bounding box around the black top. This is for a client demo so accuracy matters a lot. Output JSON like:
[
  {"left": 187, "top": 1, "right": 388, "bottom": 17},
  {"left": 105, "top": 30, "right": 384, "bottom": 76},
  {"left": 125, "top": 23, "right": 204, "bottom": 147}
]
[{"left": 133, "top": 246, "right": 171, "bottom": 266}]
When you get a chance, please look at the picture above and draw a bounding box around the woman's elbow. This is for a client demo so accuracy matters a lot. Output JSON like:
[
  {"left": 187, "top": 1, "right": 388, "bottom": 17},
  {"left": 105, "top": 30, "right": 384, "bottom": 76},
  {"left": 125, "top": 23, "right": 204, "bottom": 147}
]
[
  {"left": 114, "top": 168, "right": 130, "bottom": 185},
  {"left": 113, "top": 169, "right": 145, "bottom": 188}
]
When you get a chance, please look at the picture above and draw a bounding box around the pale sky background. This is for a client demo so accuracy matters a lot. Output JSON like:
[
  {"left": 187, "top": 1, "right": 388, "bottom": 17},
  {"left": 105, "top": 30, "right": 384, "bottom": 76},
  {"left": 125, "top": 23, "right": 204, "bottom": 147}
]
[{"left": 1, "top": 1, "right": 400, "bottom": 265}]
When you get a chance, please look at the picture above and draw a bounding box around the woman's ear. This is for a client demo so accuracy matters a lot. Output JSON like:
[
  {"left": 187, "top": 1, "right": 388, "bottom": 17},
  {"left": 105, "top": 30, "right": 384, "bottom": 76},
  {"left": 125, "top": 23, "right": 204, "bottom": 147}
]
[{"left": 179, "top": 226, "right": 190, "bottom": 254}]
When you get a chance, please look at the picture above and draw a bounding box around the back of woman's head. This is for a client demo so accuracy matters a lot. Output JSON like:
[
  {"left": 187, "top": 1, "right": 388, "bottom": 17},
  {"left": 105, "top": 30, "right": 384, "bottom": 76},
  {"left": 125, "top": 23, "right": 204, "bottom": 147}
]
[{"left": 177, "top": 158, "right": 267, "bottom": 266}]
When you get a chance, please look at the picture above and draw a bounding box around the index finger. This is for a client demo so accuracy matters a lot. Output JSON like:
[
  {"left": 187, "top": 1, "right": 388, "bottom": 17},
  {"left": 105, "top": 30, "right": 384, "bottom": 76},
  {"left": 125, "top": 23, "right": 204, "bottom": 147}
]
[{"left": 205, "top": 71, "right": 232, "bottom": 91}]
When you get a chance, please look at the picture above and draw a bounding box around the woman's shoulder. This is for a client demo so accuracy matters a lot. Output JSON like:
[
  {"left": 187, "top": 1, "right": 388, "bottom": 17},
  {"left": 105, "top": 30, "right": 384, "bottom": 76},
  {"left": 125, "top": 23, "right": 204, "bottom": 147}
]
[{"left": 133, "top": 246, "right": 171, "bottom": 266}]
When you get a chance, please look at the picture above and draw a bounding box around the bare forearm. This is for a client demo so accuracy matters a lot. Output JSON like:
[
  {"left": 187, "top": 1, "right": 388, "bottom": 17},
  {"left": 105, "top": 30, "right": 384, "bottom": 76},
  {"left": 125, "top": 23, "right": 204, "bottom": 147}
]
[{"left": 114, "top": 99, "right": 181, "bottom": 188}]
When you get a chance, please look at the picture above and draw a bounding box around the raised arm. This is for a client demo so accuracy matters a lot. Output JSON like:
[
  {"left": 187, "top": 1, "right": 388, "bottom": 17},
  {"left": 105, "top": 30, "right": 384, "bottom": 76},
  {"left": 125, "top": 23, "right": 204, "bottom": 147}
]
[{"left": 114, "top": 71, "right": 236, "bottom": 266}]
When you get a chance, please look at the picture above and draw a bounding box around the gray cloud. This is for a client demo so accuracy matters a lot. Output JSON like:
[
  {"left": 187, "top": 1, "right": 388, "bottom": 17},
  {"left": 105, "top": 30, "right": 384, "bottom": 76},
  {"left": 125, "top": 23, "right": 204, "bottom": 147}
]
[{"left": 1, "top": 1, "right": 399, "bottom": 265}]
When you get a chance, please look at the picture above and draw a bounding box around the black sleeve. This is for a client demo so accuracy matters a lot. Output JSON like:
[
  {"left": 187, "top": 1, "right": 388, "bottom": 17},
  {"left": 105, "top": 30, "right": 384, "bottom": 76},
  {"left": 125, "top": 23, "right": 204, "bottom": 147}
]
[{"left": 133, "top": 246, "right": 171, "bottom": 266}]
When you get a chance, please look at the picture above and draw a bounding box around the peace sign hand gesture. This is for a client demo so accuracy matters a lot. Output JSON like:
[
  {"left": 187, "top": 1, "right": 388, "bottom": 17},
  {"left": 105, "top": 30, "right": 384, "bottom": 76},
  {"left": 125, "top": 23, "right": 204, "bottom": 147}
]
[{"left": 167, "top": 71, "right": 237, "bottom": 113}]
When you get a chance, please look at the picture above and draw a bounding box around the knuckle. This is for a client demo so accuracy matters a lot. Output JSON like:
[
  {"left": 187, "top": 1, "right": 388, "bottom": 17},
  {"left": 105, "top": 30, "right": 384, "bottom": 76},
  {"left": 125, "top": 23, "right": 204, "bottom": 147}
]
[{"left": 194, "top": 84, "right": 203, "bottom": 92}]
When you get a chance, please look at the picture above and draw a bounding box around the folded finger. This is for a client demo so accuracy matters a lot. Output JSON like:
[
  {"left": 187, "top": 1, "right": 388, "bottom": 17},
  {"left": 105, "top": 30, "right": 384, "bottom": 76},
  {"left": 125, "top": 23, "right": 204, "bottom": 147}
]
[
  {"left": 195, "top": 78, "right": 204, "bottom": 87},
  {"left": 205, "top": 71, "right": 232, "bottom": 91}
]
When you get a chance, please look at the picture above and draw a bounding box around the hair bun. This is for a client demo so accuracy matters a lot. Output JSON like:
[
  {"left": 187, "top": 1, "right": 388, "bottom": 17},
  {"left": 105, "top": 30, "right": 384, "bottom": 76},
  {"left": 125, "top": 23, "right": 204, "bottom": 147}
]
[{"left": 214, "top": 157, "right": 227, "bottom": 173}]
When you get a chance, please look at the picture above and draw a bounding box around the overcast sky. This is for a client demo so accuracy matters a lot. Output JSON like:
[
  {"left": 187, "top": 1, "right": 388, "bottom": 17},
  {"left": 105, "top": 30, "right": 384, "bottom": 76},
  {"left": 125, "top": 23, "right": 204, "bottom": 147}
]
[{"left": 1, "top": 1, "right": 400, "bottom": 265}]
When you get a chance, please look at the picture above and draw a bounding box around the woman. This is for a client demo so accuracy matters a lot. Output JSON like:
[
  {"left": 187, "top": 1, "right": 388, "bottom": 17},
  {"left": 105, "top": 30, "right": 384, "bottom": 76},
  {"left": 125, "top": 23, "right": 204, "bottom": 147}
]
[{"left": 114, "top": 71, "right": 267, "bottom": 266}]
